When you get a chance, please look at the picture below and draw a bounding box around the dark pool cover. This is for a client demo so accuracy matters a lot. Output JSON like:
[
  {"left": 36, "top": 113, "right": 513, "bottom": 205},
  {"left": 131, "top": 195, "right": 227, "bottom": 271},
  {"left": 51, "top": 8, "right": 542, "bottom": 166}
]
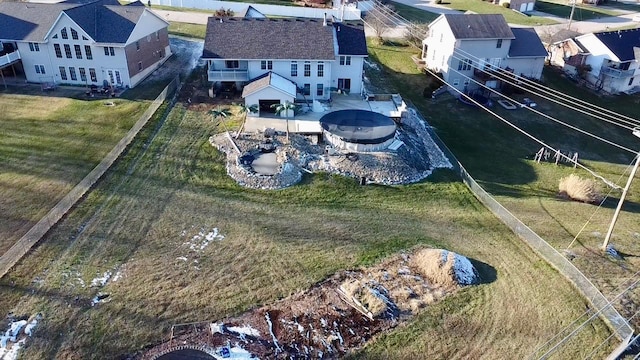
[{"left": 320, "top": 110, "right": 396, "bottom": 144}]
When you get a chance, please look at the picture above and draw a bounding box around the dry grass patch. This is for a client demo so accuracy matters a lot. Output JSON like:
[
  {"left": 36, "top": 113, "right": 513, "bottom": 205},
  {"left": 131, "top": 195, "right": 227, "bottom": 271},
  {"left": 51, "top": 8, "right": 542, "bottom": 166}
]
[{"left": 559, "top": 174, "right": 603, "bottom": 204}]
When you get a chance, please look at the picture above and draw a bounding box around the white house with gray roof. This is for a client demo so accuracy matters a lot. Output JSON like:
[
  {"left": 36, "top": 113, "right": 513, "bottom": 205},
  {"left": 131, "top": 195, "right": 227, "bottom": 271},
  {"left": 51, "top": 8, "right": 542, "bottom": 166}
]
[
  {"left": 421, "top": 14, "right": 546, "bottom": 93},
  {"left": 202, "top": 17, "right": 367, "bottom": 114},
  {"left": 0, "top": 0, "right": 171, "bottom": 88}
]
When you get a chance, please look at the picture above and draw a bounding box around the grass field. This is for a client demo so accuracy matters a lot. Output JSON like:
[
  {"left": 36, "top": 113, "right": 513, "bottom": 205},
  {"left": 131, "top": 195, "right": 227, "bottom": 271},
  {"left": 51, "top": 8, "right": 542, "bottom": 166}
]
[
  {"left": 367, "top": 40, "right": 640, "bottom": 336},
  {"left": 168, "top": 22, "right": 207, "bottom": 39},
  {"left": 439, "top": 0, "right": 557, "bottom": 25},
  {"left": 0, "top": 64, "right": 615, "bottom": 358},
  {"left": 536, "top": 0, "right": 622, "bottom": 20},
  {"left": 0, "top": 89, "right": 149, "bottom": 256},
  {"left": 389, "top": 1, "right": 440, "bottom": 23}
]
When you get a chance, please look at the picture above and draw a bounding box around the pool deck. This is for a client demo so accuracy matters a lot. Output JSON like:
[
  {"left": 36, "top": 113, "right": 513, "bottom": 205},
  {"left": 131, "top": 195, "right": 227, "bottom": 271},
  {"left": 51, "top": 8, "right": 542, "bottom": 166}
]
[{"left": 243, "top": 94, "right": 401, "bottom": 134}]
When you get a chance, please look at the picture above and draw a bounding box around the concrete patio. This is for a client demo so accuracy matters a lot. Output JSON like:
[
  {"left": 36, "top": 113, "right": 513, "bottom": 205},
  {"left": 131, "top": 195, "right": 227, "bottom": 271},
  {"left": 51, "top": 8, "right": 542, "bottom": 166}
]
[{"left": 243, "top": 93, "right": 403, "bottom": 134}]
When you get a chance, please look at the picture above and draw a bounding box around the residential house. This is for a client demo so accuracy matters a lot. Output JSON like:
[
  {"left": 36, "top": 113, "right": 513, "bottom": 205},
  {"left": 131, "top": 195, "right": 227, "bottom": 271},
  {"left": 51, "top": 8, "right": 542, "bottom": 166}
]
[
  {"left": 548, "top": 35, "right": 590, "bottom": 75},
  {"left": 201, "top": 17, "right": 367, "bottom": 114},
  {"left": 421, "top": 14, "right": 546, "bottom": 93},
  {"left": 502, "top": 0, "right": 535, "bottom": 13},
  {"left": 0, "top": 0, "right": 171, "bottom": 88},
  {"left": 564, "top": 29, "right": 640, "bottom": 94}
]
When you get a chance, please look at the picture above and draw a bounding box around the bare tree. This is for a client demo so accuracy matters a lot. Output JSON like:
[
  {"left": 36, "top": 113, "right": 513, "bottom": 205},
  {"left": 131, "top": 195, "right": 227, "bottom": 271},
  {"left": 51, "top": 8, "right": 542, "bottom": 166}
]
[{"left": 364, "top": 4, "right": 396, "bottom": 45}]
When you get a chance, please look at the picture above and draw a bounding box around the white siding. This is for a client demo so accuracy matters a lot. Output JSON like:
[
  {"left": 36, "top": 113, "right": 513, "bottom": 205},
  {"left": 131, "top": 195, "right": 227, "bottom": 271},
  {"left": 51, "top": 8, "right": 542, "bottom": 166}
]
[
  {"left": 126, "top": 9, "right": 169, "bottom": 45},
  {"left": 577, "top": 33, "right": 618, "bottom": 77},
  {"left": 504, "top": 57, "right": 545, "bottom": 79},
  {"left": 330, "top": 55, "right": 364, "bottom": 95}
]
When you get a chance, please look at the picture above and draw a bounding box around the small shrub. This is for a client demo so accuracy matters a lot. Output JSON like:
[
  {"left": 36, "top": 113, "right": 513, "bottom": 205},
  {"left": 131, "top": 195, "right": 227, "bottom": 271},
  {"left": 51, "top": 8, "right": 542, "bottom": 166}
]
[
  {"left": 435, "top": 0, "right": 442, "bottom": 4},
  {"left": 502, "top": 2, "right": 510, "bottom": 7},
  {"left": 558, "top": 174, "right": 603, "bottom": 204}
]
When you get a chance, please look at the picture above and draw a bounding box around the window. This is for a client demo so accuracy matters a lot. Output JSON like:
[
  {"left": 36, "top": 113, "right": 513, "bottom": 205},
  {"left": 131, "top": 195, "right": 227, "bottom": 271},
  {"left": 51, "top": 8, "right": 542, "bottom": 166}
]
[
  {"left": 156, "top": 30, "right": 160, "bottom": 40},
  {"left": 439, "top": 33, "right": 443, "bottom": 42},
  {"left": 304, "top": 62, "right": 311, "bottom": 77},
  {"left": 89, "top": 68, "right": 97, "bottom": 82},
  {"left": 138, "top": 62, "right": 143, "bottom": 71},
  {"left": 64, "top": 44, "right": 72, "bottom": 59},
  {"left": 52, "top": 34, "right": 58, "bottom": 39},
  {"left": 79, "top": 67, "right": 86, "bottom": 82},
  {"left": 317, "top": 63, "right": 324, "bottom": 77},
  {"left": 59, "top": 66, "right": 67, "bottom": 80},
  {"left": 104, "top": 46, "right": 115, "bottom": 56},
  {"left": 290, "top": 62, "right": 297, "bottom": 77},
  {"left": 629, "top": 77, "right": 635, "bottom": 86},
  {"left": 225, "top": 60, "right": 239, "bottom": 68},
  {"left": 34, "top": 65, "right": 45, "bottom": 74},
  {"left": 61, "top": 27, "right": 68, "bottom": 39},
  {"left": 303, "top": 83, "right": 310, "bottom": 96},
  {"left": 82, "top": 36, "right": 88, "bottom": 41},
  {"left": 453, "top": 78, "right": 459, "bottom": 86},
  {"left": 316, "top": 84, "right": 323, "bottom": 96},
  {"left": 85, "top": 45, "right": 92, "bottom": 60},
  {"left": 71, "top": 28, "right": 78, "bottom": 40},
  {"left": 54, "top": 44, "right": 62, "bottom": 58},
  {"left": 497, "top": 39, "right": 503, "bottom": 48},
  {"left": 339, "top": 56, "right": 351, "bottom": 66},
  {"left": 28, "top": 42, "right": 39, "bottom": 52},
  {"left": 74, "top": 45, "right": 82, "bottom": 59},
  {"left": 69, "top": 67, "right": 77, "bottom": 81},
  {"left": 115, "top": 71, "right": 121, "bottom": 84},
  {"left": 457, "top": 59, "right": 472, "bottom": 71},
  {"left": 464, "top": 79, "right": 470, "bottom": 85},
  {"left": 260, "top": 60, "right": 273, "bottom": 70},
  {"left": 136, "top": 41, "right": 140, "bottom": 51}
]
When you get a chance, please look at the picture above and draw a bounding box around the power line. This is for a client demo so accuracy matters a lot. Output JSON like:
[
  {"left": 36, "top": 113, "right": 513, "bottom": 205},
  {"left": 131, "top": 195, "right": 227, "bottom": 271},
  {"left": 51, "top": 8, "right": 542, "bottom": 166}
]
[
  {"left": 582, "top": 307, "right": 640, "bottom": 360},
  {"left": 444, "top": 52, "right": 637, "bottom": 156},
  {"left": 422, "top": 65, "right": 618, "bottom": 187},
  {"left": 451, "top": 47, "right": 640, "bottom": 130}
]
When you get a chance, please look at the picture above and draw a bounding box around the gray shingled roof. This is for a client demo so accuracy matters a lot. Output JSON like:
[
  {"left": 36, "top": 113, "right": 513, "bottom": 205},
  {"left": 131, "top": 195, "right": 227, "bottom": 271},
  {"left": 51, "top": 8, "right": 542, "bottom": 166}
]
[
  {"left": 443, "top": 14, "right": 514, "bottom": 40},
  {"left": 509, "top": 28, "right": 547, "bottom": 57},
  {"left": 241, "top": 71, "right": 297, "bottom": 98},
  {"left": 335, "top": 21, "right": 367, "bottom": 56},
  {"left": 203, "top": 17, "right": 336, "bottom": 60},
  {"left": 0, "top": 0, "right": 147, "bottom": 43},
  {"left": 0, "top": 2, "right": 75, "bottom": 42}
]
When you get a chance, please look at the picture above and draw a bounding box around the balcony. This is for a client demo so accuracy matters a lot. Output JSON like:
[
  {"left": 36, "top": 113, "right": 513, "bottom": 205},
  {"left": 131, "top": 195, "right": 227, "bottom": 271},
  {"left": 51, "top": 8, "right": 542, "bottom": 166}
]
[
  {"left": 208, "top": 69, "right": 249, "bottom": 82},
  {"left": 0, "top": 50, "right": 20, "bottom": 68},
  {"left": 600, "top": 65, "right": 635, "bottom": 79}
]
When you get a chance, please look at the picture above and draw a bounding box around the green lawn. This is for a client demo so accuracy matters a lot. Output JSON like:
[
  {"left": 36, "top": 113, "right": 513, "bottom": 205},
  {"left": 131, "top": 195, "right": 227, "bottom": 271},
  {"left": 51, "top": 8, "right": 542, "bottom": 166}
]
[
  {"left": 536, "top": 0, "right": 623, "bottom": 20},
  {"left": 0, "top": 90, "right": 149, "bottom": 256},
  {"left": 0, "top": 66, "right": 614, "bottom": 358},
  {"left": 440, "top": 0, "right": 558, "bottom": 25},
  {"left": 168, "top": 22, "right": 207, "bottom": 39},
  {"left": 390, "top": 1, "right": 440, "bottom": 23},
  {"left": 367, "top": 40, "right": 640, "bottom": 336}
]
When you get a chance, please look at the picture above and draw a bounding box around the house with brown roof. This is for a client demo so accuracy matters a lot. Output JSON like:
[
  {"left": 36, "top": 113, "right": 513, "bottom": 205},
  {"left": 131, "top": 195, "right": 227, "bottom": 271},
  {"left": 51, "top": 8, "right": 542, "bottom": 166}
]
[
  {"left": 0, "top": 0, "right": 170, "bottom": 88},
  {"left": 201, "top": 17, "right": 367, "bottom": 113},
  {"left": 421, "top": 14, "right": 546, "bottom": 93}
]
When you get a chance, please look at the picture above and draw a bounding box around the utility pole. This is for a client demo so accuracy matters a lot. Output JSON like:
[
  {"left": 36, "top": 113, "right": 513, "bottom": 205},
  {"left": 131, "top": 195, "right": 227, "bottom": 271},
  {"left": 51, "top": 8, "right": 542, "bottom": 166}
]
[
  {"left": 602, "top": 128, "right": 640, "bottom": 251},
  {"left": 568, "top": 0, "right": 577, "bottom": 30}
]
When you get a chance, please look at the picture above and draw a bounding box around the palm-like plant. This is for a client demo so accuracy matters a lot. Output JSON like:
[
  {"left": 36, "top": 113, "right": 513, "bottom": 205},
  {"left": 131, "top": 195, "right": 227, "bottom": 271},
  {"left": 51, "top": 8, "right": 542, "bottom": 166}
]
[
  {"left": 209, "top": 107, "right": 232, "bottom": 132},
  {"left": 235, "top": 103, "right": 258, "bottom": 139},
  {"left": 271, "top": 101, "right": 298, "bottom": 141}
]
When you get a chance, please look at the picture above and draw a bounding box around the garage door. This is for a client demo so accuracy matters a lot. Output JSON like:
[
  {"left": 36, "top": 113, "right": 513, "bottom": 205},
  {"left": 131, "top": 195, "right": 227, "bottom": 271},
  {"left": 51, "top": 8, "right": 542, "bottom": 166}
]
[
  {"left": 520, "top": 2, "right": 527, "bottom": 11},
  {"left": 527, "top": 2, "right": 534, "bottom": 11}
]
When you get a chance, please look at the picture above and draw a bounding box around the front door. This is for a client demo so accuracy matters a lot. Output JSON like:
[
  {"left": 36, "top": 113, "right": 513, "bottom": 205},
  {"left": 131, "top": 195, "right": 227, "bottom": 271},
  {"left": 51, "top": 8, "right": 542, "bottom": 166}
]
[{"left": 106, "top": 70, "right": 121, "bottom": 86}]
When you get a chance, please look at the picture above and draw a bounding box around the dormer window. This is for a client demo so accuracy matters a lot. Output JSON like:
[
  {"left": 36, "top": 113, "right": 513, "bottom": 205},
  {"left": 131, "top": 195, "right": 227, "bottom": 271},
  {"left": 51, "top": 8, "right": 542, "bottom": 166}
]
[
  {"left": 61, "top": 27, "right": 68, "bottom": 40},
  {"left": 497, "top": 39, "right": 503, "bottom": 48}
]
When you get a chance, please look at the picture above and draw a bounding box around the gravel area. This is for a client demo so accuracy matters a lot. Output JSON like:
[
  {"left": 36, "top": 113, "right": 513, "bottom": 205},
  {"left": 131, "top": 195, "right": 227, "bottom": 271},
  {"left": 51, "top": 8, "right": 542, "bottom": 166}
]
[{"left": 209, "top": 110, "right": 452, "bottom": 189}]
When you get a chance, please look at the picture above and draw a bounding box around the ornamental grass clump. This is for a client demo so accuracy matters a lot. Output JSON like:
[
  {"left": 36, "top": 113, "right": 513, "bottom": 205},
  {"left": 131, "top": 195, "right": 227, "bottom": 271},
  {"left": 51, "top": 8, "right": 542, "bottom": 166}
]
[{"left": 559, "top": 174, "right": 603, "bottom": 204}]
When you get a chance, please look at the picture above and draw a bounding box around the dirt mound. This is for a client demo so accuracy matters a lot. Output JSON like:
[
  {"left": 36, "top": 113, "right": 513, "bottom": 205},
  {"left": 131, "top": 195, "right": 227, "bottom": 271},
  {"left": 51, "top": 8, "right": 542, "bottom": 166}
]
[{"left": 140, "top": 248, "right": 481, "bottom": 359}]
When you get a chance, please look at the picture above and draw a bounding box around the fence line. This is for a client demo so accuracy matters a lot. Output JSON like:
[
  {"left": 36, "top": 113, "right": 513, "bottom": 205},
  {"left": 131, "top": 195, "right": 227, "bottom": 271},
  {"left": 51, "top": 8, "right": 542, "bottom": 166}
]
[
  {"left": 0, "top": 76, "right": 180, "bottom": 280},
  {"left": 405, "top": 100, "right": 634, "bottom": 350},
  {"left": 147, "top": 0, "right": 361, "bottom": 20}
]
